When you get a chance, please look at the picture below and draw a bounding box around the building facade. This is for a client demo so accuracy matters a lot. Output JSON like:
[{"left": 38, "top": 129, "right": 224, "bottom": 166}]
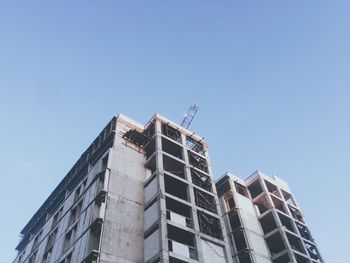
[
  {"left": 216, "top": 171, "right": 324, "bottom": 263},
  {"left": 13, "top": 114, "right": 233, "bottom": 263}
]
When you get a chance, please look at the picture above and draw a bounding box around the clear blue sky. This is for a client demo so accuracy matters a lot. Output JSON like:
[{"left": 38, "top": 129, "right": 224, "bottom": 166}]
[{"left": 0, "top": 1, "right": 349, "bottom": 262}]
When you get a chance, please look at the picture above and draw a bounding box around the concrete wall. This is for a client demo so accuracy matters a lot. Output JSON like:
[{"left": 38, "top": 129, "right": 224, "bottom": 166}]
[
  {"left": 144, "top": 200, "right": 160, "bottom": 231},
  {"left": 144, "top": 228, "right": 161, "bottom": 262},
  {"left": 99, "top": 123, "right": 148, "bottom": 263}
]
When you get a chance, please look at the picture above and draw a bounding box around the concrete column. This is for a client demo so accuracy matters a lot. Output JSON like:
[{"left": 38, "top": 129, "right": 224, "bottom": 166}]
[{"left": 154, "top": 120, "right": 169, "bottom": 263}]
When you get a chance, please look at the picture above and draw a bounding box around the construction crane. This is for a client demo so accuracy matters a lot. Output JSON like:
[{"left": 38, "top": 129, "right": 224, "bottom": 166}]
[{"left": 181, "top": 104, "right": 199, "bottom": 129}]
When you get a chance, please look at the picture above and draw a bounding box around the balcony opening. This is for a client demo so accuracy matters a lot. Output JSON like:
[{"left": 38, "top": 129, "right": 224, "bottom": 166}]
[
  {"left": 144, "top": 121, "right": 155, "bottom": 138},
  {"left": 259, "top": 211, "right": 277, "bottom": 235},
  {"left": 164, "top": 175, "right": 188, "bottom": 201},
  {"left": 264, "top": 180, "right": 281, "bottom": 198},
  {"left": 254, "top": 195, "right": 271, "bottom": 215},
  {"left": 304, "top": 241, "right": 322, "bottom": 261},
  {"left": 194, "top": 188, "right": 217, "bottom": 214},
  {"left": 216, "top": 177, "right": 231, "bottom": 197},
  {"left": 271, "top": 195, "right": 286, "bottom": 214},
  {"left": 235, "top": 182, "right": 248, "bottom": 197},
  {"left": 31, "top": 230, "right": 42, "bottom": 252},
  {"left": 248, "top": 180, "right": 263, "bottom": 199},
  {"left": 288, "top": 205, "right": 304, "bottom": 223},
  {"left": 169, "top": 257, "right": 188, "bottom": 263},
  {"left": 51, "top": 207, "right": 63, "bottom": 229},
  {"left": 266, "top": 231, "right": 286, "bottom": 257},
  {"left": 167, "top": 224, "right": 197, "bottom": 260},
  {"left": 296, "top": 222, "right": 313, "bottom": 241},
  {"left": 228, "top": 210, "right": 241, "bottom": 231},
  {"left": 162, "top": 137, "right": 183, "bottom": 160},
  {"left": 144, "top": 137, "right": 156, "bottom": 160},
  {"left": 294, "top": 253, "right": 310, "bottom": 263},
  {"left": 123, "top": 129, "right": 150, "bottom": 147},
  {"left": 162, "top": 123, "right": 181, "bottom": 142},
  {"left": 69, "top": 200, "right": 83, "bottom": 226},
  {"left": 286, "top": 233, "right": 306, "bottom": 254},
  {"left": 87, "top": 222, "right": 102, "bottom": 255},
  {"left": 226, "top": 196, "right": 236, "bottom": 211},
  {"left": 186, "top": 136, "right": 205, "bottom": 155},
  {"left": 166, "top": 197, "right": 192, "bottom": 228},
  {"left": 281, "top": 190, "right": 297, "bottom": 207},
  {"left": 197, "top": 211, "right": 223, "bottom": 240},
  {"left": 145, "top": 155, "right": 157, "bottom": 176},
  {"left": 163, "top": 155, "right": 186, "bottom": 179},
  {"left": 232, "top": 229, "right": 248, "bottom": 252},
  {"left": 237, "top": 250, "right": 253, "bottom": 263},
  {"left": 191, "top": 168, "right": 212, "bottom": 192},
  {"left": 277, "top": 212, "right": 295, "bottom": 233},
  {"left": 272, "top": 253, "right": 290, "bottom": 263},
  {"left": 42, "top": 248, "right": 52, "bottom": 263},
  {"left": 63, "top": 224, "right": 77, "bottom": 252},
  {"left": 187, "top": 151, "right": 208, "bottom": 173},
  {"left": 28, "top": 250, "right": 37, "bottom": 263},
  {"left": 45, "top": 228, "right": 58, "bottom": 252}
]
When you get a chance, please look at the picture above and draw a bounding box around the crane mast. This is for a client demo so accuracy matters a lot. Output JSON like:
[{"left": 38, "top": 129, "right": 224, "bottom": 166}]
[{"left": 181, "top": 104, "right": 199, "bottom": 129}]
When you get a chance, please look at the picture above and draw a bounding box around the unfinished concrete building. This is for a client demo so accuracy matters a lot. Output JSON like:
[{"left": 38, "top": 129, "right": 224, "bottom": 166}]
[
  {"left": 13, "top": 114, "right": 233, "bottom": 263},
  {"left": 216, "top": 171, "right": 324, "bottom": 263}
]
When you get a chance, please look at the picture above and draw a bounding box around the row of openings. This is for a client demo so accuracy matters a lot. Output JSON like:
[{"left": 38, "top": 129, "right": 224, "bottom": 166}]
[
  {"left": 165, "top": 196, "right": 223, "bottom": 240},
  {"left": 21, "top": 174, "right": 106, "bottom": 263},
  {"left": 144, "top": 136, "right": 209, "bottom": 175},
  {"left": 164, "top": 174, "right": 217, "bottom": 214},
  {"left": 146, "top": 153, "right": 212, "bottom": 193}
]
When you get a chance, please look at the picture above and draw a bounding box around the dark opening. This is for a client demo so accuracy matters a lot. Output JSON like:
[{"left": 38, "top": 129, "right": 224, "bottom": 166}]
[
  {"left": 145, "top": 155, "right": 157, "bottom": 176},
  {"left": 237, "top": 250, "right": 253, "bottom": 263},
  {"left": 271, "top": 196, "right": 286, "bottom": 214},
  {"left": 228, "top": 210, "right": 241, "bottom": 231},
  {"left": 266, "top": 231, "right": 286, "bottom": 256},
  {"left": 166, "top": 197, "right": 192, "bottom": 228},
  {"left": 186, "top": 136, "right": 205, "bottom": 155},
  {"left": 294, "top": 253, "right": 310, "bottom": 263},
  {"left": 272, "top": 253, "right": 290, "bottom": 263},
  {"left": 144, "top": 137, "right": 156, "bottom": 159},
  {"left": 286, "top": 232, "right": 306, "bottom": 254},
  {"left": 162, "top": 123, "right": 181, "bottom": 142},
  {"left": 162, "top": 137, "right": 183, "bottom": 160},
  {"left": 167, "top": 224, "right": 197, "bottom": 259},
  {"left": 235, "top": 182, "right": 248, "bottom": 197},
  {"left": 169, "top": 257, "right": 188, "bottom": 263},
  {"left": 288, "top": 205, "right": 304, "bottom": 223},
  {"left": 296, "top": 222, "right": 313, "bottom": 241},
  {"left": 304, "top": 241, "right": 322, "bottom": 261},
  {"left": 264, "top": 180, "right": 281, "bottom": 198},
  {"left": 197, "top": 211, "right": 223, "bottom": 240},
  {"left": 216, "top": 178, "right": 231, "bottom": 197},
  {"left": 187, "top": 151, "right": 208, "bottom": 173},
  {"left": 123, "top": 129, "right": 149, "bottom": 147},
  {"left": 144, "top": 122, "right": 155, "bottom": 138},
  {"left": 226, "top": 197, "right": 236, "bottom": 211},
  {"left": 194, "top": 188, "right": 217, "bottom": 214},
  {"left": 191, "top": 168, "right": 212, "bottom": 192},
  {"left": 248, "top": 180, "right": 263, "bottom": 199},
  {"left": 163, "top": 155, "right": 186, "bottom": 179},
  {"left": 277, "top": 212, "right": 295, "bottom": 233},
  {"left": 164, "top": 175, "right": 188, "bottom": 201},
  {"left": 259, "top": 212, "right": 277, "bottom": 234},
  {"left": 232, "top": 229, "right": 248, "bottom": 252},
  {"left": 281, "top": 190, "right": 297, "bottom": 206}
]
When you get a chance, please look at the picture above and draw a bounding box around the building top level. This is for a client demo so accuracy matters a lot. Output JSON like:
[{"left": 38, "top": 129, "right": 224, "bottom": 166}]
[
  {"left": 216, "top": 170, "right": 292, "bottom": 193},
  {"left": 17, "top": 113, "right": 207, "bottom": 251}
]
